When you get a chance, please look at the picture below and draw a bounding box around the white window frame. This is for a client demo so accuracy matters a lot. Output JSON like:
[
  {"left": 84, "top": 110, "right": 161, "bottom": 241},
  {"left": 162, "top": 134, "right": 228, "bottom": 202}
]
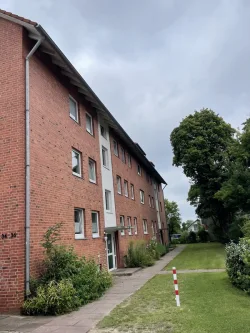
[
  {"left": 143, "top": 219, "right": 148, "bottom": 234},
  {"left": 72, "top": 149, "right": 82, "bottom": 178},
  {"left": 69, "top": 95, "right": 78, "bottom": 123},
  {"left": 152, "top": 221, "right": 155, "bottom": 236},
  {"left": 120, "top": 215, "right": 125, "bottom": 236},
  {"left": 86, "top": 112, "right": 93, "bottom": 135},
  {"left": 138, "top": 164, "right": 142, "bottom": 176},
  {"left": 105, "top": 190, "right": 112, "bottom": 212},
  {"left": 113, "top": 140, "right": 119, "bottom": 156},
  {"left": 149, "top": 195, "right": 151, "bottom": 207},
  {"left": 88, "top": 158, "right": 96, "bottom": 183},
  {"left": 124, "top": 180, "right": 129, "bottom": 197},
  {"left": 121, "top": 147, "right": 126, "bottom": 163},
  {"left": 100, "top": 125, "right": 107, "bottom": 139},
  {"left": 131, "top": 184, "right": 135, "bottom": 200},
  {"left": 128, "top": 154, "right": 132, "bottom": 168},
  {"left": 127, "top": 217, "right": 132, "bottom": 235},
  {"left": 134, "top": 217, "right": 138, "bottom": 235},
  {"left": 117, "top": 176, "right": 122, "bottom": 194},
  {"left": 91, "top": 211, "right": 99, "bottom": 238},
  {"left": 74, "top": 208, "right": 84, "bottom": 239},
  {"left": 102, "top": 146, "right": 109, "bottom": 168},
  {"left": 140, "top": 190, "right": 145, "bottom": 204}
]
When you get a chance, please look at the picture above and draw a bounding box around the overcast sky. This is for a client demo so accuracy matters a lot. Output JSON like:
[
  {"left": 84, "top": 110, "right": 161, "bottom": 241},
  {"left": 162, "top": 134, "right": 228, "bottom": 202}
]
[{"left": 1, "top": 0, "right": 250, "bottom": 222}]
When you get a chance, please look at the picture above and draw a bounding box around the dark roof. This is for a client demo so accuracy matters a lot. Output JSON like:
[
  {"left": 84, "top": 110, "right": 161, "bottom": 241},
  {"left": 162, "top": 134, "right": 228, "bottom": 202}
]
[{"left": 0, "top": 8, "right": 167, "bottom": 184}]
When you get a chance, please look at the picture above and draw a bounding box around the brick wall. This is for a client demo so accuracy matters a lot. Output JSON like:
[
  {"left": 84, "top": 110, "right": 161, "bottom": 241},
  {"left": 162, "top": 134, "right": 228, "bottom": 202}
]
[
  {"left": 110, "top": 133, "right": 164, "bottom": 266},
  {"left": 28, "top": 43, "right": 107, "bottom": 276},
  {"left": 0, "top": 19, "right": 25, "bottom": 313}
]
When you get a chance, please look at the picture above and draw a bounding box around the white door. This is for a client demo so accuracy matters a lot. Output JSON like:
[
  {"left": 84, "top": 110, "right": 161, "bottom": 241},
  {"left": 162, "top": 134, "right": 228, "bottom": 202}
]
[{"left": 107, "top": 233, "right": 117, "bottom": 271}]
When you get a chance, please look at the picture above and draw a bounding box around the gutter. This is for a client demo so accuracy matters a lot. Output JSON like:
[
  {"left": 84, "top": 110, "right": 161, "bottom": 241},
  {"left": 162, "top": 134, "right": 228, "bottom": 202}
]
[{"left": 25, "top": 36, "right": 44, "bottom": 296}]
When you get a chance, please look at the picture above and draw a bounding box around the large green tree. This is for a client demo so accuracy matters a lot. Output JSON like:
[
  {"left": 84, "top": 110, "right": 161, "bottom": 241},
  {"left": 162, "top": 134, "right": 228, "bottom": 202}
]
[
  {"left": 164, "top": 199, "right": 182, "bottom": 235},
  {"left": 170, "top": 109, "right": 236, "bottom": 240}
]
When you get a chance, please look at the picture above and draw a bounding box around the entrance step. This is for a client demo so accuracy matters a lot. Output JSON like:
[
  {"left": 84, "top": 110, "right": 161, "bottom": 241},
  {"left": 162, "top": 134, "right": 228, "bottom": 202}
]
[{"left": 111, "top": 267, "right": 142, "bottom": 276}]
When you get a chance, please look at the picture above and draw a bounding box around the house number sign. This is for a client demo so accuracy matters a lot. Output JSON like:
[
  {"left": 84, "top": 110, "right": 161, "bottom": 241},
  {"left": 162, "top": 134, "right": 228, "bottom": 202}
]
[{"left": 1, "top": 232, "right": 17, "bottom": 239}]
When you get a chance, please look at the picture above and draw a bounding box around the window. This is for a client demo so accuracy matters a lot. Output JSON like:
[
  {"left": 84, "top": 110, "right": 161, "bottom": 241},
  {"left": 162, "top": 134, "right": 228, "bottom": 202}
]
[
  {"left": 159, "top": 202, "right": 162, "bottom": 212},
  {"left": 120, "top": 215, "right": 125, "bottom": 236},
  {"left": 121, "top": 147, "right": 126, "bottom": 163},
  {"left": 72, "top": 149, "right": 81, "bottom": 177},
  {"left": 69, "top": 96, "right": 78, "bottom": 122},
  {"left": 92, "top": 211, "right": 99, "bottom": 237},
  {"left": 152, "top": 221, "right": 155, "bottom": 236},
  {"left": 140, "top": 190, "right": 145, "bottom": 204},
  {"left": 149, "top": 195, "right": 151, "bottom": 207},
  {"left": 113, "top": 140, "right": 119, "bottom": 156},
  {"left": 134, "top": 217, "right": 138, "bottom": 235},
  {"left": 105, "top": 190, "right": 112, "bottom": 212},
  {"left": 124, "top": 180, "right": 129, "bottom": 197},
  {"left": 88, "top": 158, "right": 96, "bottom": 183},
  {"left": 86, "top": 113, "right": 93, "bottom": 135},
  {"left": 100, "top": 125, "right": 107, "bottom": 139},
  {"left": 151, "top": 197, "right": 155, "bottom": 208},
  {"left": 117, "top": 176, "right": 122, "bottom": 194},
  {"left": 128, "top": 154, "right": 132, "bottom": 168},
  {"left": 131, "top": 184, "right": 135, "bottom": 200},
  {"left": 127, "top": 217, "right": 132, "bottom": 235},
  {"left": 137, "top": 164, "right": 142, "bottom": 176},
  {"left": 74, "top": 208, "right": 84, "bottom": 239},
  {"left": 102, "top": 146, "right": 109, "bottom": 168},
  {"left": 143, "top": 219, "right": 148, "bottom": 234}
]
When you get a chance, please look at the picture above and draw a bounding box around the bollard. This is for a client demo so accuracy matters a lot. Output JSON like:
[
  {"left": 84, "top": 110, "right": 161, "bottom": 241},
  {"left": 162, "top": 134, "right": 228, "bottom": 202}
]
[{"left": 172, "top": 267, "right": 180, "bottom": 307}]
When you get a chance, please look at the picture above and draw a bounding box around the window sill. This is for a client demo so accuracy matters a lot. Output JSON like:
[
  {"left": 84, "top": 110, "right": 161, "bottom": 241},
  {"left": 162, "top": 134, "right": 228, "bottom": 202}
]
[
  {"left": 120, "top": 233, "right": 125, "bottom": 236},
  {"left": 129, "top": 234, "right": 132, "bottom": 236},
  {"left": 89, "top": 179, "right": 97, "bottom": 184},
  {"left": 86, "top": 129, "right": 94, "bottom": 136},
  {"left": 70, "top": 115, "right": 79, "bottom": 124},
  {"left": 72, "top": 172, "right": 82, "bottom": 179},
  {"left": 144, "top": 232, "right": 149, "bottom": 235},
  {"left": 125, "top": 195, "right": 128, "bottom": 198},
  {"left": 75, "top": 235, "right": 87, "bottom": 240},
  {"left": 117, "top": 192, "right": 122, "bottom": 195},
  {"left": 92, "top": 235, "right": 100, "bottom": 239},
  {"left": 103, "top": 165, "right": 110, "bottom": 170}
]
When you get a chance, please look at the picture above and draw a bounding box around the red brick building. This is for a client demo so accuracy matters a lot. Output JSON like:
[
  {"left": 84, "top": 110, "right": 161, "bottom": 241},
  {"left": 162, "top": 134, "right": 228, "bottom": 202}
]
[{"left": 0, "top": 10, "right": 168, "bottom": 313}]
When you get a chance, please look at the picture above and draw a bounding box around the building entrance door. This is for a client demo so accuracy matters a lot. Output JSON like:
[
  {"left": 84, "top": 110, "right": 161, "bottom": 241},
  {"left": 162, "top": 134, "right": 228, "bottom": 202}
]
[{"left": 107, "top": 233, "right": 117, "bottom": 271}]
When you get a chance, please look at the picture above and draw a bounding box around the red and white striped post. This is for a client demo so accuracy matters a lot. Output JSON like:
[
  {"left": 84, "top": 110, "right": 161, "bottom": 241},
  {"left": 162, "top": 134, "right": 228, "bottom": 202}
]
[{"left": 172, "top": 267, "right": 180, "bottom": 307}]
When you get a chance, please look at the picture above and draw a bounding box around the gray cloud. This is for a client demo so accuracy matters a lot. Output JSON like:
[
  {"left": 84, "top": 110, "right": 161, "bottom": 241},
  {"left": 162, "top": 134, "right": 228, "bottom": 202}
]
[{"left": 2, "top": 0, "right": 250, "bottom": 221}]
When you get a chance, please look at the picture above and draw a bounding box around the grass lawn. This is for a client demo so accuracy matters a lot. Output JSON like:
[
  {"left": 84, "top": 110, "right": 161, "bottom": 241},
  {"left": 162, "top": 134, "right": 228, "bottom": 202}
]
[
  {"left": 165, "top": 242, "right": 225, "bottom": 270},
  {"left": 97, "top": 273, "right": 250, "bottom": 333}
]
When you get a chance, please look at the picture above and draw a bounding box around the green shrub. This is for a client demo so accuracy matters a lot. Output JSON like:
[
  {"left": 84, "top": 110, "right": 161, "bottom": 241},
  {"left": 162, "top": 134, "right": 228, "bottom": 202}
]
[
  {"left": 188, "top": 231, "right": 197, "bottom": 243},
  {"left": 24, "top": 224, "right": 112, "bottom": 315},
  {"left": 125, "top": 240, "right": 155, "bottom": 267},
  {"left": 179, "top": 231, "right": 189, "bottom": 244},
  {"left": 23, "top": 280, "right": 80, "bottom": 315},
  {"left": 156, "top": 242, "right": 168, "bottom": 257},
  {"left": 197, "top": 228, "right": 209, "bottom": 242},
  {"left": 226, "top": 239, "right": 250, "bottom": 293}
]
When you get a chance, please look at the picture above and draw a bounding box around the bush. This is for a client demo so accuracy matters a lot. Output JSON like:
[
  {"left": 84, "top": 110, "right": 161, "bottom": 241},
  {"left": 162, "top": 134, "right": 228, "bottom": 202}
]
[
  {"left": 156, "top": 242, "right": 168, "bottom": 257},
  {"left": 179, "top": 231, "right": 189, "bottom": 244},
  {"left": 197, "top": 228, "right": 209, "bottom": 242},
  {"left": 24, "top": 224, "right": 112, "bottom": 315},
  {"left": 23, "top": 280, "right": 80, "bottom": 315},
  {"left": 187, "top": 231, "right": 197, "bottom": 243},
  {"left": 125, "top": 240, "right": 155, "bottom": 267},
  {"left": 226, "top": 239, "right": 250, "bottom": 293}
]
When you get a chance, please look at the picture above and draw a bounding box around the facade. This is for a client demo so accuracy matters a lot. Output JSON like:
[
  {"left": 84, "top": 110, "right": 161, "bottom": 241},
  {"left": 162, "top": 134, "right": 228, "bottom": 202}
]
[{"left": 0, "top": 9, "right": 168, "bottom": 313}]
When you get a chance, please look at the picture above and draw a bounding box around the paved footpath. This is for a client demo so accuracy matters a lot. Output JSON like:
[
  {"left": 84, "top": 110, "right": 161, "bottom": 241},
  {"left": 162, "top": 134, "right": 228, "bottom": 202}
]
[
  {"left": 159, "top": 268, "right": 226, "bottom": 274},
  {"left": 0, "top": 245, "right": 185, "bottom": 333}
]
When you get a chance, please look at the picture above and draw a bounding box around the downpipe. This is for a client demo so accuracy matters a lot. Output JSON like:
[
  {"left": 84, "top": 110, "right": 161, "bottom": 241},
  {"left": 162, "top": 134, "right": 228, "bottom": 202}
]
[{"left": 25, "top": 37, "right": 44, "bottom": 296}]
